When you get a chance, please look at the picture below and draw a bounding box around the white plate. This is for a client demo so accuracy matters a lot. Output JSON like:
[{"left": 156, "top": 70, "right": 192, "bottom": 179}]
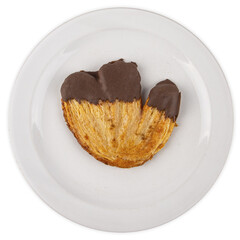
[{"left": 9, "top": 8, "right": 233, "bottom": 232}]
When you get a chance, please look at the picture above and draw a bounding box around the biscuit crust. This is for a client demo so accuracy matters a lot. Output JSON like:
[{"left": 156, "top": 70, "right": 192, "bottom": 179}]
[{"left": 62, "top": 99, "right": 176, "bottom": 168}]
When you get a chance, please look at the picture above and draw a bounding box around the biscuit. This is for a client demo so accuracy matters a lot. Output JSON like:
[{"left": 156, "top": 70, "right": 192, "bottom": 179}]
[{"left": 61, "top": 59, "right": 181, "bottom": 168}]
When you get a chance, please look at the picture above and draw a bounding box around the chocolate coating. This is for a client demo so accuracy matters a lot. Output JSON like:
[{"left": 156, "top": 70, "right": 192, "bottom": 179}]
[
  {"left": 61, "top": 60, "right": 181, "bottom": 121},
  {"left": 147, "top": 80, "right": 181, "bottom": 121},
  {"left": 61, "top": 59, "right": 141, "bottom": 104}
]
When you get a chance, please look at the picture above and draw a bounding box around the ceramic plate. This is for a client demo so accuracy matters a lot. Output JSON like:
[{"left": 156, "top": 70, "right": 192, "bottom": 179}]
[{"left": 9, "top": 8, "right": 233, "bottom": 232}]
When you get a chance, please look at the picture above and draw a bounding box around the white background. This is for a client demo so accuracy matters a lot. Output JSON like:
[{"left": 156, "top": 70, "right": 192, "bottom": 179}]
[{"left": 0, "top": 0, "right": 239, "bottom": 239}]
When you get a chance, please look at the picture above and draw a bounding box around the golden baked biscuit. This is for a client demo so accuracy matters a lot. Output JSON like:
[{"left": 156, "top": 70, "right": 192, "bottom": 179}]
[{"left": 61, "top": 59, "right": 181, "bottom": 168}]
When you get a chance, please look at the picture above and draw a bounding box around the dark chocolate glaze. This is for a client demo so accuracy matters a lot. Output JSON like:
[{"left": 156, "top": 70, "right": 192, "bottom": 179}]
[
  {"left": 61, "top": 59, "right": 141, "bottom": 104},
  {"left": 61, "top": 60, "right": 181, "bottom": 120},
  {"left": 147, "top": 80, "right": 181, "bottom": 121}
]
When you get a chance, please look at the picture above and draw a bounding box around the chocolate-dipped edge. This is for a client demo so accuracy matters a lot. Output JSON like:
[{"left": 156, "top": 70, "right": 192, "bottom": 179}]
[
  {"left": 61, "top": 59, "right": 141, "bottom": 104},
  {"left": 147, "top": 80, "right": 181, "bottom": 121}
]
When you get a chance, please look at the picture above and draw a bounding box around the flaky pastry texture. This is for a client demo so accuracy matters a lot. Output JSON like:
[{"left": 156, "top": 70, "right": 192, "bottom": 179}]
[{"left": 62, "top": 98, "right": 176, "bottom": 168}]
